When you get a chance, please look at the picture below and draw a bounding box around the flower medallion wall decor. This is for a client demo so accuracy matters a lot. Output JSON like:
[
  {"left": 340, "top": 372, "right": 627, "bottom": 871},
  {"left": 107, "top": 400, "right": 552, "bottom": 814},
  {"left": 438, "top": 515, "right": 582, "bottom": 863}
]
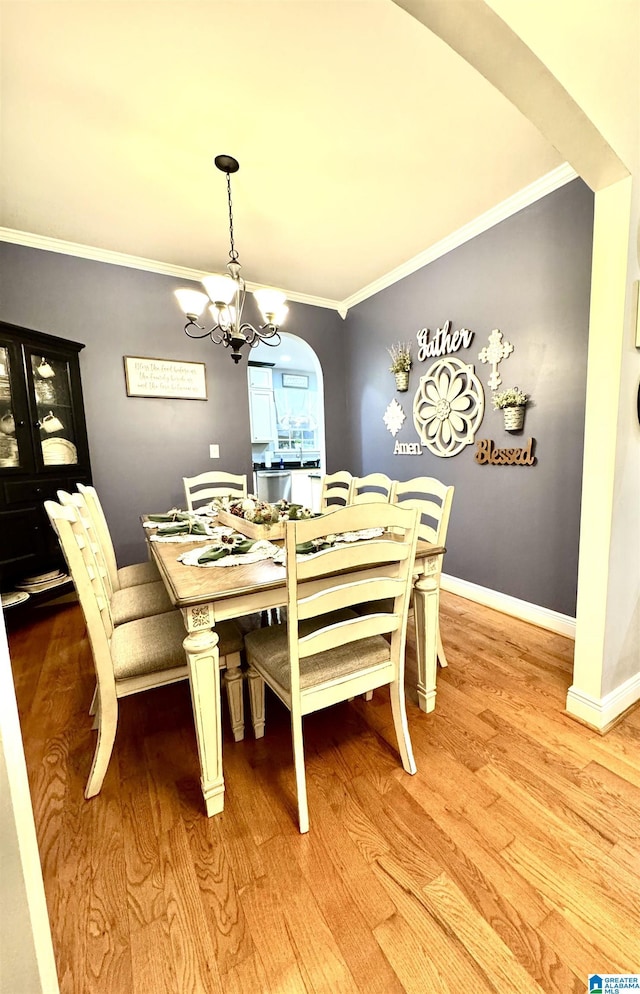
[
  {"left": 383, "top": 398, "right": 406, "bottom": 437},
  {"left": 413, "top": 356, "right": 485, "bottom": 457},
  {"left": 478, "top": 329, "right": 514, "bottom": 390}
]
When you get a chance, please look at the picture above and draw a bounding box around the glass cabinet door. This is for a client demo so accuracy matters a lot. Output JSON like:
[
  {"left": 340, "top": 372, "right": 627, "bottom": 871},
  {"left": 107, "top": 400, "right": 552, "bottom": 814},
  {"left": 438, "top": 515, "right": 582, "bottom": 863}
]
[
  {"left": 0, "top": 344, "right": 22, "bottom": 469},
  {"left": 29, "top": 352, "right": 79, "bottom": 467}
]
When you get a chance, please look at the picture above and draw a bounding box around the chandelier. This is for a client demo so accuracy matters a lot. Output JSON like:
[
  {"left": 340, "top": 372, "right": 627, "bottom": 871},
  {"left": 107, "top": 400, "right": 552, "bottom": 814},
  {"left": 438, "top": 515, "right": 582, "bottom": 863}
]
[{"left": 174, "top": 155, "right": 288, "bottom": 364}]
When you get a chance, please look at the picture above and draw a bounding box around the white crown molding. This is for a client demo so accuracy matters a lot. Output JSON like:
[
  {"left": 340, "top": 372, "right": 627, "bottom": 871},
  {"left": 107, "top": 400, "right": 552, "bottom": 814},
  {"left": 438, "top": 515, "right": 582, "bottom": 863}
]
[
  {"left": 566, "top": 673, "right": 640, "bottom": 732},
  {"left": 0, "top": 227, "right": 340, "bottom": 312},
  {"left": 340, "top": 163, "right": 579, "bottom": 313},
  {"left": 0, "top": 163, "right": 577, "bottom": 319},
  {"left": 441, "top": 572, "right": 577, "bottom": 639}
]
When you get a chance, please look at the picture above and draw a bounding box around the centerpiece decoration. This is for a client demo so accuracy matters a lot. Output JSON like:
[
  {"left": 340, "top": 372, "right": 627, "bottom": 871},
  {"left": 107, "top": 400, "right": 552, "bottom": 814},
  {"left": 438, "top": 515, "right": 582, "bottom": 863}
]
[
  {"left": 214, "top": 494, "right": 313, "bottom": 540},
  {"left": 492, "top": 386, "right": 530, "bottom": 431},
  {"left": 388, "top": 342, "right": 413, "bottom": 392}
]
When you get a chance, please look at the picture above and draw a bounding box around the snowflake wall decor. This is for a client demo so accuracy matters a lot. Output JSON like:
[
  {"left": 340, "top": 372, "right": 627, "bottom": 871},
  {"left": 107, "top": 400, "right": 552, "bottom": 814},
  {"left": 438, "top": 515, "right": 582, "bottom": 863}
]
[
  {"left": 383, "top": 397, "right": 406, "bottom": 437},
  {"left": 413, "top": 356, "right": 485, "bottom": 457},
  {"left": 478, "top": 328, "right": 513, "bottom": 390}
]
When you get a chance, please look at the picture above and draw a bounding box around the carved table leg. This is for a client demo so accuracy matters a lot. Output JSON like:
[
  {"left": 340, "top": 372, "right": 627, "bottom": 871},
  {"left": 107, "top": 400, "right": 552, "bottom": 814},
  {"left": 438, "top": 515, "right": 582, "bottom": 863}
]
[
  {"left": 247, "top": 667, "right": 265, "bottom": 739},
  {"left": 183, "top": 627, "right": 224, "bottom": 817},
  {"left": 223, "top": 651, "right": 245, "bottom": 742},
  {"left": 413, "top": 572, "right": 439, "bottom": 713}
]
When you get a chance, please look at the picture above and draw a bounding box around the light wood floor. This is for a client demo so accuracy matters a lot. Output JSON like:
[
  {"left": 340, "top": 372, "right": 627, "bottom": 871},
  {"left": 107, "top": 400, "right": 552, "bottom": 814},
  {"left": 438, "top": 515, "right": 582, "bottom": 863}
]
[{"left": 8, "top": 592, "right": 640, "bottom": 994}]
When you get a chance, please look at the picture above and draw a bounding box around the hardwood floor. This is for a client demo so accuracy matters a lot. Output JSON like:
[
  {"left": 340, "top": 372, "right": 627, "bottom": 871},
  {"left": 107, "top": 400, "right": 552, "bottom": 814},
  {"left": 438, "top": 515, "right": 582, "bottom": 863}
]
[{"left": 8, "top": 592, "right": 640, "bottom": 994}]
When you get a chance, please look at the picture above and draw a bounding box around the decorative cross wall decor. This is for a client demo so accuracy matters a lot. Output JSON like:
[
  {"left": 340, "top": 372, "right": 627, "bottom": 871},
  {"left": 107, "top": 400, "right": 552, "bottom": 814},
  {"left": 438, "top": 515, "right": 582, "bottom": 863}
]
[{"left": 478, "top": 329, "right": 514, "bottom": 390}]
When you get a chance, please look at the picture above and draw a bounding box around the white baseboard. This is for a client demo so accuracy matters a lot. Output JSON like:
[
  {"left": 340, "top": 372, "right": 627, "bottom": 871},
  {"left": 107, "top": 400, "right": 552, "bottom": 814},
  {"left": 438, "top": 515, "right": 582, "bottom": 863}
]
[
  {"left": 566, "top": 672, "right": 640, "bottom": 731},
  {"left": 440, "top": 573, "right": 576, "bottom": 639}
]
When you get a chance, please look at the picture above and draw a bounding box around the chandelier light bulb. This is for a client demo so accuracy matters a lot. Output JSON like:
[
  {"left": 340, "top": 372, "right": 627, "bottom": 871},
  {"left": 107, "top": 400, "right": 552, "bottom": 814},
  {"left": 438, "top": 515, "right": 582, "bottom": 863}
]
[
  {"left": 174, "top": 288, "right": 208, "bottom": 318},
  {"left": 202, "top": 273, "right": 237, "bottom": 305}
]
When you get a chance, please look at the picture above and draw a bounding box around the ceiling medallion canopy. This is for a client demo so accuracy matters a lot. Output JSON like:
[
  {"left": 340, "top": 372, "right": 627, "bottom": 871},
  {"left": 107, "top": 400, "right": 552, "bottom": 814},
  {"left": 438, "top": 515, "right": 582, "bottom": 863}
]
[{"left": 174, "top": 155, "right": 288, "bottom": 364}]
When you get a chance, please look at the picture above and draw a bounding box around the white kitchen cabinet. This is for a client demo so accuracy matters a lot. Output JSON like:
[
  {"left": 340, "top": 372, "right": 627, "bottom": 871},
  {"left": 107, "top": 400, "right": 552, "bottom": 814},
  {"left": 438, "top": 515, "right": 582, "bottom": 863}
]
[
  {"left": 249, "top": 388, "right": 276, "bottom": 443},
  {"left": 248, "top": 366, "right": 273, "bottom": 389},
  {"left": 290, "top": 470, "right": 313, "bottom": 508}
]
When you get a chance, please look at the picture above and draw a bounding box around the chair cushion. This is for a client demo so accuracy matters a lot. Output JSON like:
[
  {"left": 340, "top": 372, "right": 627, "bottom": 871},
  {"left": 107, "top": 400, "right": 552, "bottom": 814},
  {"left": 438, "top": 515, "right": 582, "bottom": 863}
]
[
  {"left": 111, "top": 610, "right": 188, "bottom": 680},
  {"left": 117, "top": 560, "right": 160, "bottom": 588},
  {"left": 244, "top": 609, "right": 390, "bottom": 693},
  {"left": 112, "top": 612, "right": 244, "bottom": 680},
  {"left": 111, "top": 580, "right": 174, "bottom": 626}
]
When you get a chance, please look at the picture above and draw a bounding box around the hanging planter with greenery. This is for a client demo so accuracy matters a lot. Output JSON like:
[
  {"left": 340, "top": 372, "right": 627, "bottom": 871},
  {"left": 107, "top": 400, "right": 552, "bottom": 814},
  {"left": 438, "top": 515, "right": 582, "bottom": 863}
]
[
  {"left": 388, "top": 342, "right": 413, "bottom": 392},
  {"left": 492, "top": 386, "right": 530, "bottom": 431}
]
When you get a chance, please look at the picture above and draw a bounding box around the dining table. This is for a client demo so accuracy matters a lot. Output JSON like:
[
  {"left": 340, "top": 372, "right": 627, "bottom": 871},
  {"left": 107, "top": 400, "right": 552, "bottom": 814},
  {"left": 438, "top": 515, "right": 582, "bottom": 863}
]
[{"left": 144, "top": 517, "right": 445, "bottom": 817}]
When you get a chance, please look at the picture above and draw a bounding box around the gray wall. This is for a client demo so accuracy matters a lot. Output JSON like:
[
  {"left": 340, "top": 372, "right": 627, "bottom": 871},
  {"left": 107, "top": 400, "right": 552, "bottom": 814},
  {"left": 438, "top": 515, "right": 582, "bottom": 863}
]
[
  {"left": 0, "top": 245, "right": 350, "bottom": 566},
  {"left": 344, "top": 180, "right": 594, "bottom": 616},
  {"left": 0, "top": 179, "right": 593, "bottom": 614}
]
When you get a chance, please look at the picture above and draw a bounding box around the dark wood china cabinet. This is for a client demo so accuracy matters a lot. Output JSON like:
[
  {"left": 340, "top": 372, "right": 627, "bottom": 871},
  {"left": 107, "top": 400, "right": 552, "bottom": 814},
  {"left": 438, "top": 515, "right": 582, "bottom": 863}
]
[{"left": 0, "top": 321, "right": 92, "bottom": 590}]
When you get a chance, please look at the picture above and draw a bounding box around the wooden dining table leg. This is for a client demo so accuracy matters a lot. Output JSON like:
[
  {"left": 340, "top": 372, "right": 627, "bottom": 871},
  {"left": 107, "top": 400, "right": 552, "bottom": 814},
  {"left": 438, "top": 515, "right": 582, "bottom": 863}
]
[
  {"left": 413, "top": 565, "right": 440, "bottom": 713},
  {"left": 183, "top": 625, "right": 225, "bottom": 817}
]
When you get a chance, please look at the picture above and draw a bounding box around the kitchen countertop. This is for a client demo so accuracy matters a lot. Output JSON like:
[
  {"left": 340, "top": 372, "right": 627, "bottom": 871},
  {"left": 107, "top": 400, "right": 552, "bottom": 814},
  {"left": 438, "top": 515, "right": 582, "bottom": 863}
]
[{"left": 253, "top": 460, "right": 321, "bottom": 470}]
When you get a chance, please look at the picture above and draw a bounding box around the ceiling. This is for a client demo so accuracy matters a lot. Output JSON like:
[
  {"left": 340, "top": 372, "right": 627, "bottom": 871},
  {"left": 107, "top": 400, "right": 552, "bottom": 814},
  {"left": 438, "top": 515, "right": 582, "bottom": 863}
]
[{"left": 0, "top": 1, "right": 571, "bottom": 305}]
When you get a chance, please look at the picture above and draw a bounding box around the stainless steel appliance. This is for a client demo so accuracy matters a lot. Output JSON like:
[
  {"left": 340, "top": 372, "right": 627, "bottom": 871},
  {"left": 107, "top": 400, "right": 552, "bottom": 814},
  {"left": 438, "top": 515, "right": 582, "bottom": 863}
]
[{"left": 255, "top": 470, "right": 292, "bottom": 503}]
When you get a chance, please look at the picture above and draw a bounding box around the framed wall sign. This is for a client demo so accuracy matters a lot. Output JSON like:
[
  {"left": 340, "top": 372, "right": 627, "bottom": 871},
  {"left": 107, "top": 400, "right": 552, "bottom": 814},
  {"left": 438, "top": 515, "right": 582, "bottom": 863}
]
[
  {"left": 282, "top": 373, "right": 308, "bottom": 388},
  {"left": 124, "top": 356, "right": 207, "bottom": 400}
]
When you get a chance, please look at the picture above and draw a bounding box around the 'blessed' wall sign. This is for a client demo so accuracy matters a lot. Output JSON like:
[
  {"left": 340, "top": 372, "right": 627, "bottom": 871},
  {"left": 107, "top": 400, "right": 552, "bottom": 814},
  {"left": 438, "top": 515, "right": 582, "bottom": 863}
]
[{"left": 474, "top": 438, "right": 536, "bottom": 466}]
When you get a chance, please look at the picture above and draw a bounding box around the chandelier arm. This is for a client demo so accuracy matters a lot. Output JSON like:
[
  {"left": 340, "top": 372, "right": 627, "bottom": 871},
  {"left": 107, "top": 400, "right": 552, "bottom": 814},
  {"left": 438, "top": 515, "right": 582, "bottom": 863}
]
[
  {"left": 249, "top": 331, "right": 282, "bottom": 349},
  {"left": 184, "top": 319, "right": 218, "bottom": 340}
]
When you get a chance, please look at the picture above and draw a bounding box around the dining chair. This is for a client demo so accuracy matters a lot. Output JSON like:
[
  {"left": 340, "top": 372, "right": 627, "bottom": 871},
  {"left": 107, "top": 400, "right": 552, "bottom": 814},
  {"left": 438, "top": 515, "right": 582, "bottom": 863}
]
[
  {"left": 77, "top": 483, "right": 160, "bottom": 591},
  {"left": 244, "top": 501, "right": 419, "bottom": 833},
  {"left": 319, "top": 470, "right": 353, "bottom": 512},
  {"left": 391, "top": 476, "right": 455, "bottom": 667},
  {"left": 183, "top": 471, "right": 248, "bottom": 511},
  {"left": 348, "top": 472, "right": 394, "bottom": 505},
  {"left": 58, "top": 489, "right": 174, "bottom": 626},
  {"left": 44, "top": 499, "right": 246, "bottom": 798}
]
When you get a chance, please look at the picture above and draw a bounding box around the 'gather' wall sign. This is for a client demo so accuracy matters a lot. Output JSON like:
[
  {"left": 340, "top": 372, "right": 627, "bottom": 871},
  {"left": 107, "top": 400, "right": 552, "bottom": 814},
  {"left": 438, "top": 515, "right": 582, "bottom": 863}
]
[{"left": 417, "top": 320, "right": 474, "bottom": 361}]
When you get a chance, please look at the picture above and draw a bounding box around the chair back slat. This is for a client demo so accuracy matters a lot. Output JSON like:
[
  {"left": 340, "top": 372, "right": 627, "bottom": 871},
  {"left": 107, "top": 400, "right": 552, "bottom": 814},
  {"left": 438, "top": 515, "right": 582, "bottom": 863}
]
[
  {"left": 299, "top": 613, "right": 401, "bottom": 658},
  {"left": 349, "top": 473, "right": 393, "bottom": 505},
  {"left": 183, "top": 472, "right": 247, "bottom": 511},
  {"left": 319, "top": 471, "right": 353, "bottom": 512},
  {"left": 295, "top": 540, "right": 409, "bottom": 582},
  {"left": 297, "top": 576, "right": 407, "bottom": 622}
]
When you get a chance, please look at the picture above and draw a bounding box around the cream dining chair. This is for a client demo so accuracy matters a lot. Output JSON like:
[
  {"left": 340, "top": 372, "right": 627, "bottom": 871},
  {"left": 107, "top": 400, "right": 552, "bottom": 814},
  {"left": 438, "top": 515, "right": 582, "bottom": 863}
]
[
  {"left": 77, "top": 483, "right": 160, "bottom": 591},
  {"left": 183, "top": 471, "right": 247, "bottom": 511},
  {"left": 391, "top": 476, "right": 455, "bottom": 667},
  {"left": 319, "top": 470, "right": 353, "bottom": 512},
  {"left": 348, "top": 472, "right": 394, "bottom": 505},
  {"left": 244, "top": 501, "right": 419, "bottom": 833},
  {"left": 45, "top": 499, "right": 245, "bottom": 798},
  {"left": 58, "top": 489, "right": 174, "bottom": 627}
]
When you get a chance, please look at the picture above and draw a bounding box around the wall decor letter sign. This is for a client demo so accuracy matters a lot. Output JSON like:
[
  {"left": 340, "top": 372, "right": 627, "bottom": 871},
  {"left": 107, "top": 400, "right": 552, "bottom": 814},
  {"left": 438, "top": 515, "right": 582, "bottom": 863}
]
[
  {"left": 393, "top": 440, "right": 422, "bottom": 455},
  {"left": 124, "top": 356, "right": 207, "bottom": 400},
  {"left": 417, "top": 320, "right": 474, "bottom": 361},
  {"left": 474, "top": 438, "right": 536, "bottom": 466}
]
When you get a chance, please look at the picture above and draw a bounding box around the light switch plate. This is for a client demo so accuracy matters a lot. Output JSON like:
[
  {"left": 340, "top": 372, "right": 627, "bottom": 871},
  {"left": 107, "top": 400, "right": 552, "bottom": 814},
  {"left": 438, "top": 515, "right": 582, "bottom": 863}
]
[{"left": 209, "top": 444, "right": 220, "bottom": 459}]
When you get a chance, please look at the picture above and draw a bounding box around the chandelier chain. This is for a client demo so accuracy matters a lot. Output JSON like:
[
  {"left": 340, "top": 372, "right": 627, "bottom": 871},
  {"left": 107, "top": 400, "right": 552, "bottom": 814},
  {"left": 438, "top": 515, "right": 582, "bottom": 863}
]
[{"left": 226, "top": 172, "right": 239, "bottom": 264}]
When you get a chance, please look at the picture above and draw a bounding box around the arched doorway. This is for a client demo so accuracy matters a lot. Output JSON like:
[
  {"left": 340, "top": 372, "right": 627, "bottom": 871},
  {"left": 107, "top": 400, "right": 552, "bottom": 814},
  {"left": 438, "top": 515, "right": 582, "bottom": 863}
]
[{"left": 247, "top": 333, "right": 326, "bottom": 511}]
